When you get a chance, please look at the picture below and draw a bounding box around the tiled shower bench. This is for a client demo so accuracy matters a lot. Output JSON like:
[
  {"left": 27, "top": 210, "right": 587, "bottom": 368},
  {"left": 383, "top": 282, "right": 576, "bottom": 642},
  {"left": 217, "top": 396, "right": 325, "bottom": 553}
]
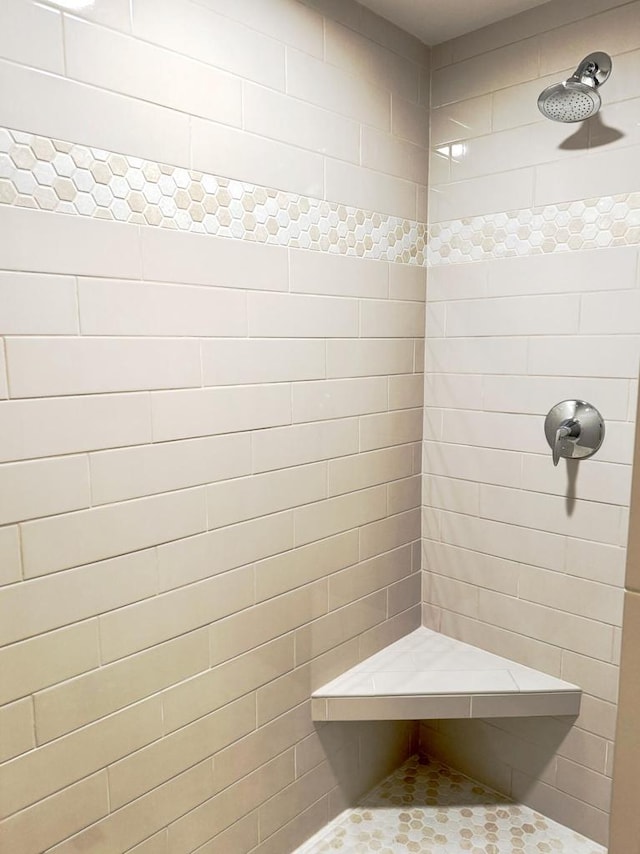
[{"left": 311, "top": 627, "right": 581, "bottom": 721}]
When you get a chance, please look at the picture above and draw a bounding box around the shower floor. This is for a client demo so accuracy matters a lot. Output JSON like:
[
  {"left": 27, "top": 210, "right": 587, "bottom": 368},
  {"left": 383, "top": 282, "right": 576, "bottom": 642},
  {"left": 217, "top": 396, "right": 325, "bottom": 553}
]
[{"left": 295, "top": 755, "right": 605, "bottom": 854}]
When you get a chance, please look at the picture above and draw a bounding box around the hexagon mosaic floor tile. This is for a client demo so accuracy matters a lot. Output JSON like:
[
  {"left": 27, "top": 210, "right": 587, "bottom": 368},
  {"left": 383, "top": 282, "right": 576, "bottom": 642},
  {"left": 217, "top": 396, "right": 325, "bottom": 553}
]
[{"left": 295, "top": 756, "right": 605, "bottom": 854}]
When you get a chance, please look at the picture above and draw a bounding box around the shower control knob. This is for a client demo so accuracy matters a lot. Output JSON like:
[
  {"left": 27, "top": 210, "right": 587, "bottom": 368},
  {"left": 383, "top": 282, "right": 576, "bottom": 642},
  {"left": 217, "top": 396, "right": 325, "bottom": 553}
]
[{"left": 544, "top": 400, "right": 605, "bottom": 467}]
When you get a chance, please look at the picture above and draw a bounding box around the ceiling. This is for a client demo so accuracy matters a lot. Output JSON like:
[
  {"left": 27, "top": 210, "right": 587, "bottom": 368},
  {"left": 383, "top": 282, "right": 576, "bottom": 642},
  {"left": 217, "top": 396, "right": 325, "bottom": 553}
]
[{"left": 358, "top": 0, "right": 552, "bottom": 45}]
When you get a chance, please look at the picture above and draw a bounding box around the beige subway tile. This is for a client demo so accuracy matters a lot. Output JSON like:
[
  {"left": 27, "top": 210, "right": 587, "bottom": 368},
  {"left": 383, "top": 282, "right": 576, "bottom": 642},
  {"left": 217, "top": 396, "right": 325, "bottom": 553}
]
[
  {"left": 50, "top": 761, "right": 214, "bottom": 854},
  {"left": 99, "top": 565, "right": 254, "bottom": 663},
  {"left": 209, "top": 581, "right": 327, "bottom": 666},
  {"left": 109, "top": 695, "right": 255, "bottom": 808},
  {"left": 424, "top": 474, "right": 480, "bottom": 516},
  {"left": 22, "top": 487, "right": 206, "bottom": 578},
  {"left": 207, "top": 462, "right": 326, "bottom": 529},
  {"left": 253, "top": 796, "right": 329, "bottom": 854},
  {"left": 187, "top": 813, "right": 258, "bottom": 854},
  {"left": 163, "top": 635, "right": 293, "bottom": 734},
  {"left": 0, "top": 61, "right": 189, "bottom": 169},
  {"left": 157, "top": 511, "right": 293, "bottom": 592},
  {"left": 286, "top": 47, "right": 390, "bottom": 130},
  {"left": 388, "top": 475, "right": 421, "bottom": 514},
  {"left": 0, "top": 620, "right": 99, "bottom": 705},
  {"left": 389, "top": 263, "right": 425, "bottom": 302},
  {"left": 244, "top": 81, "right": 359, "bottom": 161},
  {"left": 325, "top": 157, "right": 417, "bottom": 219},
  {"left": 151, "top": 385, "right": 291, "bottom": 442},
  {"left": 257, "top": 664, "right": 313, "bottom": 726},
  {"left": 255, "top": 530, "right": 359, "bottom": 601},
  {"left": 0, "top": 771, "right": 109, "bottom": 854},
  {"left": 430, "top": 168, "right": 535, "bottom": 222},
  {"left": 0, "top": 454, "right": 89, "bottom": 526},
  {"left": 555, "top": 757, "right": 612, "bottom": 812},
  {"left": 422, "top": 541, "right": 519, "bottom": 596},
  {"left": 0, "top": 525, "right": 20, "bottom": 585},
  {"left": 289, "top": 249, "right": 388, "bottom": 299},
  {"left": 388, "top": 572, "right": 421, "bottom": 617},
  {"left": 140, "top": 225, "right": 288, "bottom": 291},
  {"left": 128, "top": 831, "right": 168, "bottom": 854},
  {"left": 361, "top": 126, "right": 427, "bottom": 184},
  {"left": 6, "top": 336, "right": 201, "bottom": 398},
  {"left": 360, "top": 408, "right": 423, "bottom": 451},
  {"left": 259, "top": 760, "right": 336, "bottom": 840},
  {"left": 248, "top": 292, "right": 358, "bottom": 338},
  {"left": 360, "top": 508, "right": 421, "bottom": 560},
  {"left": 391, "top": 94, "right": 429, "bottom": 147},
  {"left": 294, "top": 485, "right": 387, "bottom": 546},
  {"left": 562, "top": 650, "right": 619, "bottom": 703},
  {"left": 0, "top": 342, "right": 6, "bottom": 400},
  {"left": 133, "top": 0, "right": 284, "bottom": 89},
  {"left": 0, "top": 272, "right": 77, "bottom": 334},
  {"left": 78, "top": 279, "right": 247, "bottom": 337},
  {"left": 296, "top": 590, "right": 387, "bottom": 664},
  {"left": 328, "top": 445, "right": 413, "bottom": 496},
  {"left": 90, "top": 433, "right": 251, "bottom": 505},
  {"left": 34, "top": 629, "right": 209, "bottom": 744},
  {"left": 252, "top": 419, "right": 359, "bottom": 473},
  {"left": 202, "top": 339, "right": 324, "bottom": 386},
  {"left": 430, "top": 94, "right": 492, "bottom": 145},
  {"left": 329, "top": 544, "right": 412, "bottom": 610},
  {"left": 0, "top": 393, "right": 152, "bottom": 464},
  {"left": 213, "top": 702, "right": 313, "bottom": 793},
  {"left": 65, "top": 16, "right": 242, "bottom": 126},
  {"left": 519, "top": 566, "right": 623, "bottom": 626},
  {"left": 0, "top": 206, "right": 141, "bottom": 279},
  {"left": 0, "top": 698, "right": 34, "bottom": 763},
  {"left": 326, "top": 338, "right": 414, "bottom": 379},
  {"left": 167, "top": 752, "right": 294, "bottom": 854},
  {"left": 293, "top": 377, "right": 388, "bottom": 423},
  {"left": 0, "top": 696, "right": 162, "bottom": 818},
  {"left": 0, "top": 549, "right": 156, "bottom": 647}
]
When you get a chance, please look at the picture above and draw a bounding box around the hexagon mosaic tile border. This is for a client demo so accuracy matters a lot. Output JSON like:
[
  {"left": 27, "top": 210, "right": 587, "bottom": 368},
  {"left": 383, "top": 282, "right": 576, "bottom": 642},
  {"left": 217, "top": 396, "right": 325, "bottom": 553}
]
[
  {"left": 1, "top": 127, "right": 638, "bottom": 267},
  {"left": 0, "top": 128, "right": 426, "bottom": 266},
  {"left": 295, "top": 755, "right": 605, "bottom": 854}
]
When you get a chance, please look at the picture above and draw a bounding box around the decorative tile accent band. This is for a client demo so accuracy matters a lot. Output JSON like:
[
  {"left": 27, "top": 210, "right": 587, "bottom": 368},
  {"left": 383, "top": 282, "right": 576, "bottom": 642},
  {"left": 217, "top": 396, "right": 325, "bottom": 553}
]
[
  {"left": 428, "top": 193, "right": 640, "bottom": 265},
  {"left": 0, "top": 128, "right": 426, "bottom": 266},
  {"left": 2, "top": 127, "right": 638, "bottom": 268}
]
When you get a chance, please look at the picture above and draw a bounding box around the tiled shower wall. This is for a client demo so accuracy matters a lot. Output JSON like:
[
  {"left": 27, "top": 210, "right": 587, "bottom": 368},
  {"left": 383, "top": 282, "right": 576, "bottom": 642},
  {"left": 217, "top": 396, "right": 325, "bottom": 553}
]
[
  {"left": 421, "top": 0, "right": 640, "bottom": 844},
  {"left": 0, "top": 1, "right": 429, "bottom": 852}
]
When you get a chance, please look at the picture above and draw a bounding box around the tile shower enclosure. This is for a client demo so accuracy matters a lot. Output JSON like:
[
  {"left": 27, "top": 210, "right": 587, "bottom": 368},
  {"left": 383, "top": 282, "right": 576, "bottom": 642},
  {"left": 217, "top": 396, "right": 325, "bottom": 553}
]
[{"left": 0, "top": 0, "right": 638, "bottom": 851}]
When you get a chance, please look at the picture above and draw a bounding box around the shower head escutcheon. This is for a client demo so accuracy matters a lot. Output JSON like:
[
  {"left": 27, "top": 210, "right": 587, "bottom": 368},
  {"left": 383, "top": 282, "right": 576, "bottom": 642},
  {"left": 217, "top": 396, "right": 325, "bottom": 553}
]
[{"left": 537, "top": 51, "right": 612, "bottom": 122}]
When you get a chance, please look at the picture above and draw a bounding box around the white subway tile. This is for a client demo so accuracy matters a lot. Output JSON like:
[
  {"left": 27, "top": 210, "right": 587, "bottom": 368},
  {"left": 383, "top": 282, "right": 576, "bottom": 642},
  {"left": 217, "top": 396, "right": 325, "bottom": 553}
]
[
  {"left": 325, "top": 158, "right": 417, "bottom": 220},
  {"left": 0, "top": 207, "right": 141, "bottom": 279},
  {"left": 6, "top": 337, "right": 201, "bottom": 398},
  {"left": 0, "top": 526, "right": 21, "bottom": 586},
  {"left": 427, "top": 263, "right": 488, "bottom": 302},
  {"left": 0, "top": 60, "right": 190, "bottom": 167},
  {"left": 326, "top": 339, "right": 413, "bottom": 378},
  {"left": 151, "top": 384, "right": 291, "bottom": 441},
  {"left": 140, "top": 226, "right": 288, "bottom": 291},
  {"left": 207, "top": 463, "right": 327, "bottom": 528},
  {"left": 389, "top": 264, "right": 425, "bottom": 302},
  {"left": 202, "top": 339, "right": 325, "bottom": 386},
  {"left": 391, "top": 95, "right": 429, "bottom": 147},
  {"left": 132, "top": 0, "right": 285, "bottom": 89},
  {"left": 289, "top": 250, "right": 389, "bottom": 299},
  {"left": 248, "top": 292, "right": 359, "bottom": 338},
  {"left": 286, "top": 48, "right": 390, "bottom": 130},
  {"left": 360, "top": 299, "right": 425, "bottom": 338},
  {"left": 522, "top": 453, "right": 632, "bottom": 507},
  {"left": 430, "top": 95, "right": 492, "bottom": 146},
  {"left": 483, "top": 376, "right": 630, "bottom": 420},
  {"left": 0, "top": 393, "right": 152, "bottom": 463},
  {"left": 90, "top": 433, "right": 251, "bottom": 505},
  {"left": 389, "top": 374, "right": 424, "bottom": 410},
  {"left": 427, "top": 337, "right": 529, "bottom": 374},
  {"left": 535, "top": 145, "right": 640, "bottom": 206},
  {"left": 581, "top": 290, "right": 640, "bottom": 335},
  {"left": 361, "top": 126, "right": 428, "bottom": 184},
  {"left": 192, "top": 117, "right": 323, "bottom": 198},
  {"left": 252, "top": 419, "right": 359, "bottom": 473},
  {"left": 21, "top": 488, "right": 207, "bottom": 578},
  {"left": 244, "top": 83, "right": 359, "bottom": 162},
  {"left": 528, "top": 335, "right": 640, "bottom": 378},
  {"left": 423, "top": 441, "right": 522, "bottom": 488},
  {"left": 0, "top": 455, "right": 89, "bottom": 526},
  {"left": 292, "top": 378, "right": 387, "bottom": 423},
  {"left": 441, "top": 409, "right": 544, "bottom": 454},
  {"left": 0, "top": 0, "right": 63, "bottom": 73},
  {"left": 328, "top": 445, "right": 414, "bottom": 497},
  {"left": 446, "top": 294, "right": 580, "bottom": 337},
  {"left": 0, "top": 272, "right": 78, "bottom": 335},
  {"left": 78, "top": 279, "right": 247, "bottom": 337},
  {"left": 0, "top": 550, "right": 157, "bottom": 646},
  {"left": 64, "top": 16, "right": 242, "bottom": 126},
  {"left": 360, "top": 408, "right": 423, "bottom": 451},
  {"left": 430, "top": 168, "right": 535, "bottom": 221},
  {"left": 423, "top": 374, "right": 484, "bottom": 410}
]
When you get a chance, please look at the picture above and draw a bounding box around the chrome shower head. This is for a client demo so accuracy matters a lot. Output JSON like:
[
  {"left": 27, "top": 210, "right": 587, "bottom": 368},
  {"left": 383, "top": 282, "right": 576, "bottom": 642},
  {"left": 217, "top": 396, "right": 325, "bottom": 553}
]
[{"left": 537, "top": 51, "right": 612, "bottom": 122}]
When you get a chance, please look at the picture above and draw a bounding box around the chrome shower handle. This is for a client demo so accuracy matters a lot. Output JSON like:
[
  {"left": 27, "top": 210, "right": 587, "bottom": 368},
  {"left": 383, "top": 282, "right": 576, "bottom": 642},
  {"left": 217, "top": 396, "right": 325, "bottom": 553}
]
[
  {"left": 553, "top": 419, "right": 580, "bottom": 467},
  {"left": 544, "top": 401, "right": 605, "bottom": 467}
]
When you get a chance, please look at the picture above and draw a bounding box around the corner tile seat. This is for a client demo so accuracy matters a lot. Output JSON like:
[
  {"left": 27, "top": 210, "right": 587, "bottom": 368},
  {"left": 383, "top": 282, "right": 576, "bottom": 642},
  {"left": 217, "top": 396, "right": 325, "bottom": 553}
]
[{"left": 311, "top": 628, "right": 581, "bottom": 721}]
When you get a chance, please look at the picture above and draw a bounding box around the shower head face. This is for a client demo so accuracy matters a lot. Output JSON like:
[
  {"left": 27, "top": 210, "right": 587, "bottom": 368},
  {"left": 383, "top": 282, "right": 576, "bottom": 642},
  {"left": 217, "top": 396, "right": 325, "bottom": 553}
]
[{"left": 537, "top": 80, "right": 602, "bottom": 123}]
